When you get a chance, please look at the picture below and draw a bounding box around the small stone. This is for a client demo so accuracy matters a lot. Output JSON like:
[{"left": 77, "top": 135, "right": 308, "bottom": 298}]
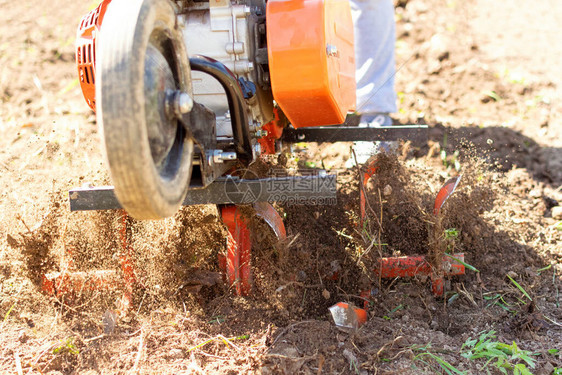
[
  {"left": 18, "top": 331, "right": 29, "bottom": 343},
  {"left": 551, "top": 206, "right": 562, "bottom": 220},
  {"left": 168, "top": 348, "right": 184, "bottom": 359},
  {"left": 507, "top": 271, "right": 518, "bottom": 279},
  {"left": 383, "top": 184, "right": 393, "bottom": 197},
  {"left": 322, "top": 289, "right": 331, "bottom": 300},
  {"left": 402, "top": 314, "right": 409, "bottom": 322},
  {"left": 427, "top": 60, "right": 442, "bottom": 74},
  {"left": 296, "top": 270, "right": 308, "bottom": 282},
  {"left": 102, "top": 310, "right": 117, "bottom": 335},
  {"left": 529, "top": 189, "right": 541, "bottom": 198}
]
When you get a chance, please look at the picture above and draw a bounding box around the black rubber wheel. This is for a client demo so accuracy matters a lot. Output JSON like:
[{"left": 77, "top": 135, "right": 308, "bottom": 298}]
[{"left": 96, "top": 0, "right": 194, "bottom": 219}]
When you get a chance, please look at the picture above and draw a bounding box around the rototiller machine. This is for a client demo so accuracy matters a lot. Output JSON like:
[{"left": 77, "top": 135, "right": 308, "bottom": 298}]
[{"left": 42, "top": 0, "right": 464, "bottom": 312}]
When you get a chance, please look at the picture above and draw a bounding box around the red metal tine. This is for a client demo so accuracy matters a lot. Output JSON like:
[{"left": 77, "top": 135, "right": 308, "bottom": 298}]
[
  {"left": 433, "top": 175, "right": 462, "bottom": 216},
  {"left": 220, "top": 205, "right": 251, "bottom": 296}
]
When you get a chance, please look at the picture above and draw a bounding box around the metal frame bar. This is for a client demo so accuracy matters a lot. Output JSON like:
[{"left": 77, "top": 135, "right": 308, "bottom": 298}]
[
  {"left": 69, "top": 174, "right": 337, "bottom": 212},
  {"left": 281, "top": 125, "right": 428, "bottom": 143}
]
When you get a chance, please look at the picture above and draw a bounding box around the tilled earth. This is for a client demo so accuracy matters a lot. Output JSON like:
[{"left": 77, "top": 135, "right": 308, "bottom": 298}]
[{"left": 1, "top": 0, "right": 561, "bottom": 374}]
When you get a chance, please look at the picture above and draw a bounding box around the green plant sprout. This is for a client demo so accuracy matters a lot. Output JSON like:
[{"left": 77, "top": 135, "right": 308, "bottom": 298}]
[
  {"left": 444, "top": 227, "right": 460, "bottom": 253},
  {"left": 482, "top": 90, "right": 502, "bottom": 102},
  {"left": 537, "top": 264, "right": 552, "bottom": 274},
  {"left": 461, "top": 330, "right": 536, "bottom": 375},
  {"left": 440, "top": 135, "right": 461, "bottom": 171},
  {"left": 53, "top": 337, "right": 79, "bottom": 356},
  {"left": 382, "top": 304, "right": 404, "bottom": 320},
  {"left": 444, "top": 228, "right": 459, "bottom": 239}
]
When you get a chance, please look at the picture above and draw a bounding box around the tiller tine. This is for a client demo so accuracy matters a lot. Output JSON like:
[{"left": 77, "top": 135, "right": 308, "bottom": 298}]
[
  {"left": 219, "top": 203, "right": 286, "bottom": 296},
  {"left": 433, "top": 175, "right": 462, "bottom": 215},
  {"left": 359, "top": 164, "right": 466, "bottom": 297},
  {"left": 374, "top": 253, "right": 465, "bottom": 297},
  {"left": 360, "top": 161, "right": 379, "bottom": 226},
  {"left": 253, "top": 202, "right": 287, "bottom": 241},
  {"left": 41, "top": 211, "right": 136, "bottom": 312}
]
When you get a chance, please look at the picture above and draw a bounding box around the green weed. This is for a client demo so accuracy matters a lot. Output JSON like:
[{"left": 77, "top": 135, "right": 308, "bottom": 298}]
[
  {"left": 461, "top": 330, "right": 536, "bottom": 374},
  {"left": 444, "top": 228, "right": 459, "bottom": 240},
  {"left": 506, "top": 274, "right": 532, "bottom": 302},
  {"left": 414, "top": 352, "right": 465, "bottom": 375},
  {"left": 483, "top": 293, "right": 516, "bottom": 313},
  {"left": 53, "top": 337, "right": 79, "bottom": 356},
  {"left": 382, "top": 304, "right": 404, "bottom": 320},
  {"left": 411, "top": 343, "right": 465, "bottom": 374},
  {"left": 444, "top": 253, "right": 479, "bottom": 273},
  {"left": 537, "top": 264, "right": 552, "bottom": 274},
  {"left": 444, "top": 228, "right": 460, "bottom": 253},
  {"left": 482, "top": 90, "right": 502, "bottom": 102},
  {"left": 440, "top": 134, "right": 461, "bottom": 171}
]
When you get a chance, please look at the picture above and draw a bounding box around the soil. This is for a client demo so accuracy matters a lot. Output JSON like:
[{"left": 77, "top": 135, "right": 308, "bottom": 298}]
[{"left": 1, "top": 0, "right": 561, "bottom": 374}]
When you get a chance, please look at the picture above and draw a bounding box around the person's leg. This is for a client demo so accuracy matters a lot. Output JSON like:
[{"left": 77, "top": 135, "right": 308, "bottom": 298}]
[
  {"left": 350, "top": 0, "right": 397, "bottom": 115},
  {"left": 347, "top": 0, "right": 397, "bottom": 165}
]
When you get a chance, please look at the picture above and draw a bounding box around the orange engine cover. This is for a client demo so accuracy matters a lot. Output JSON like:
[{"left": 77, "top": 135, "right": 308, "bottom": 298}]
[
  {"left": 75, "top": 0, "right": 111, "bottom": 111},
  {"left": 266, "top": 0, "right": 356, "bottom": 128}
]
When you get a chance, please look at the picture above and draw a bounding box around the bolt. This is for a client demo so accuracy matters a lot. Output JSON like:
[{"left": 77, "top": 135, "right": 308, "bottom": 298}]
[
  {"left": 165, "top": 90, "right": 193, "bottom": 119},
  {"left": 211, "top": 149, "right": 237, "bottom": 163},
  {"left": 177, "top": 92, "right": 193, "bottom": 114},
  {"left": 326, "top": 44, "right": 339, "bottom": 57},
  {"left": 255, "top": 130, "right": 269, "bottom": 138}
]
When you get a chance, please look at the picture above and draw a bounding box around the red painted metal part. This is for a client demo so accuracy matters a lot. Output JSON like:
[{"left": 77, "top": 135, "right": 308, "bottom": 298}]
[
  {"left": 258, "top": 108, "right": 284, "bottom": 154},
  {"left": 374, "top": 253, "right": 465, "bottom": 297},
  {"left": 40, "top": 210, "right": 137, "bottom": 312},
  {"left": 42, "top": 270, "right": 124, "bottom": 297},
  {"left": 433, "top": 175, "right": 462, "bottom": 215},
  {"left": 431, "top": 275, "right": 444, "bottom": 296},
  {"left": 219, "top": 203, "right": 287, "bottom": 296},
  {"left": 220, "top": 205, "right": 252, "bottom": 296},
  {"left": 76, "top": 0, "right": 112, "bottom": 111},
  {"left": 254, "top": 202, "right": 287, "bottom": 241},
  {"left": 117, "top": 211, "right": 136, "bottom": 310},
  {"left": 374, "top": 254, "right": 464, "bottom": 278},
  {"left": 359, "top": 163, "right": 466, "bottom": 297}
]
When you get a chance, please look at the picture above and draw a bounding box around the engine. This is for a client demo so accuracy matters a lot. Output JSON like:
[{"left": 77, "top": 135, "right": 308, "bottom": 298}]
[{"left": 74, "top": 0, "right": 355, "bottom": 219}]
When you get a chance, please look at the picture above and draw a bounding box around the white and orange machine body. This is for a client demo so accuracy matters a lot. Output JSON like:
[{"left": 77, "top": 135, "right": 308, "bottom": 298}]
[
  {"left": 50, "top": 0, "right": 433, "bottom": 303},
  {"left": 76, "top": 0, "right": 355, "bottom": 132},
  {"left": 74, "top": 0, "right": 356, "bottom": 220}
]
